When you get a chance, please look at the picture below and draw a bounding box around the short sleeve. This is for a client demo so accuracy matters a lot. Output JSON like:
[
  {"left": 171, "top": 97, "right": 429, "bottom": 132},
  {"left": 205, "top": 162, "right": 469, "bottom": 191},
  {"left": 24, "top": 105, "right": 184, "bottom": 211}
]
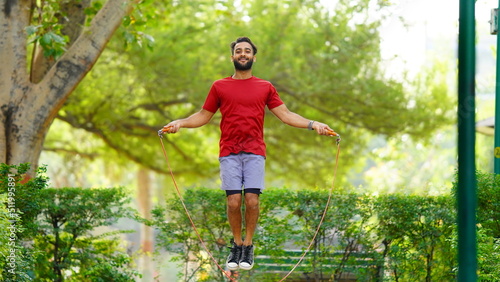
[
  {"left": 266, "top": 83, "right": 284, "bottom": 109},
  {"left": 202, "top": 83, "right": 220, "bottom": 113}
]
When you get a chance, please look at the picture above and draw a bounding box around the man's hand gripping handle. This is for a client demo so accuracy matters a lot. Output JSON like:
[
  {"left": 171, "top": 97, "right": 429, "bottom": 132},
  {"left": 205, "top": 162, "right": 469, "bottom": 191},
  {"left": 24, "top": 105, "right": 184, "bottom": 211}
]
[{"left": 158, "top": 126, "right": 173, "bottom": 138}]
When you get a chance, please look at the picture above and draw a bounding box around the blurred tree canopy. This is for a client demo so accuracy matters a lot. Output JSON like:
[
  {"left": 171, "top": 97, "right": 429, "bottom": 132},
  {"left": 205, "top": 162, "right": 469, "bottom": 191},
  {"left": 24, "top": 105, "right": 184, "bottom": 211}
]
[{"left": 46, "top": 0, "right": 453, "bottom": 188}]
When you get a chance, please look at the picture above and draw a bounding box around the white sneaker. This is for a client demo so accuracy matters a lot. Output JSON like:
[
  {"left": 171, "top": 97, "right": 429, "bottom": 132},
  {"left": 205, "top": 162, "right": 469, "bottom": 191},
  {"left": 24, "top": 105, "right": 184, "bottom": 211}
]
[
  {"left": 239, "top": 245, "right": 254, "bottom": 270},
  {"left": 226, "top": 242, "right": 242, "bottom": 270}
]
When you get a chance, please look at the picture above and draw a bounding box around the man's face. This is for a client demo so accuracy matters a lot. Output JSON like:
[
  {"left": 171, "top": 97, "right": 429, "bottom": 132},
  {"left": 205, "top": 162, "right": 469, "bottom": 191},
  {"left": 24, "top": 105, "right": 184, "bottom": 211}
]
[{"left": 231, "top": 42, "right": 255, "bottom": 71}]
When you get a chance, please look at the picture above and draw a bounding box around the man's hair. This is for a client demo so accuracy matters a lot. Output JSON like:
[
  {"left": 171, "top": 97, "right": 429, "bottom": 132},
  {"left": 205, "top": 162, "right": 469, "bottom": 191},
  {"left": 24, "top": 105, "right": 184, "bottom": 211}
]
[{"left": 230, "top": 37, "right": 258, "bottom": 55}]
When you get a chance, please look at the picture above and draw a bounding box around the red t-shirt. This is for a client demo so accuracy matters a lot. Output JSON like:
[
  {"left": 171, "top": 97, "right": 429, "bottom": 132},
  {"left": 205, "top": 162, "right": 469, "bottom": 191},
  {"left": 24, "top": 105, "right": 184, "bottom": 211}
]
[{"left": 202, "top": 76, "right": 284, "bottom": 157}]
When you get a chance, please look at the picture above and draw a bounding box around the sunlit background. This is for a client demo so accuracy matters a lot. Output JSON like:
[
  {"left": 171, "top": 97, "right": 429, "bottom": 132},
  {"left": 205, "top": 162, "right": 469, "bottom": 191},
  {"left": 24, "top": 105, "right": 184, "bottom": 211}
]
[{"left": 37, "top": 1, "right": 498, "bottom": 280}]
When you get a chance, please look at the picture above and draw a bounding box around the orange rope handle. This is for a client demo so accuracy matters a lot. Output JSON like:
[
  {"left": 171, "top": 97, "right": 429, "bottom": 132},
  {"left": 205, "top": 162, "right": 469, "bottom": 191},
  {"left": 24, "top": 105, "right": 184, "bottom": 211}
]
[
  {"left": 158, "top": 125, "right": 172, "bottom": 137},
  {"left": 326, "top": 129, "right": 340, "bottom": 137}
]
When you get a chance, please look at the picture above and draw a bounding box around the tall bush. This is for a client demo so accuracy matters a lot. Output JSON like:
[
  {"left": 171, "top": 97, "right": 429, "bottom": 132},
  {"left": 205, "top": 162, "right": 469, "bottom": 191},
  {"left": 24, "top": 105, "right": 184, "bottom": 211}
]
[
  {"left": 452, "top": 170, "right": 500, "bottom": 281},
  {"left": 0, "top": 163, "right": 47, "bottom": 281},
  {"left": 33, "top": 187, "right": 139, "bottom": 281},
  {"left": 373, "top": 195, "right": 455, "bottom": 281},
  {"left": 0, "top": 164, "right": 140, "bottom": 281},
  {"left": 150, "top": 188, "right": 231, "bottom": 281},
  {"left": 471, "top": 171, "right": 500, "bottom": 237}
]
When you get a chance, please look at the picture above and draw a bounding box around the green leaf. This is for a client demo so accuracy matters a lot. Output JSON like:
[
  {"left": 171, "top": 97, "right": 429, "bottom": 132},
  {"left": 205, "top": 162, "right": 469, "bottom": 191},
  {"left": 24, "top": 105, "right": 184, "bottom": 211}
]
[{"left": 25, "top": 25, "right": 41, "bottom": 36}]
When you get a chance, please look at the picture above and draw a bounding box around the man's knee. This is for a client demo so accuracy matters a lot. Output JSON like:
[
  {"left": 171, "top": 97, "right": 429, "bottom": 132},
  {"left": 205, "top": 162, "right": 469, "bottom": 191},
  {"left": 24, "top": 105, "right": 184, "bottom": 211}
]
[
  {"left": 227, "top": 194, "right": 242, "bottom": 210},
  {"left": 244, "top": 194, "right": 260, "bottom": 210}
]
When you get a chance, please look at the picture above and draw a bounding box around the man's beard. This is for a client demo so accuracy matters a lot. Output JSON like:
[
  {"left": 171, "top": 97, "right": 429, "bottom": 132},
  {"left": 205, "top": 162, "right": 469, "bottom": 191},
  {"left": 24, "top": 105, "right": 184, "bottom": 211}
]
[{"left": 233, "top": 59, "right": 253, "bottom": 71}]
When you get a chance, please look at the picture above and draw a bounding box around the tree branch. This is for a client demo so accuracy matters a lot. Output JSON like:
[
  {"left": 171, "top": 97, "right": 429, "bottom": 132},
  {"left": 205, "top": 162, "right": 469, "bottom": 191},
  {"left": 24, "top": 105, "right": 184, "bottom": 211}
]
[
  {"left": 42, "top": 147, "right": 98, "bottom": 159},
  {"left": 55, "top": 113, "right": 208, "bottom": 176},
  {"left": 34, "top": 0, "right": 139, "bottom": 132}
]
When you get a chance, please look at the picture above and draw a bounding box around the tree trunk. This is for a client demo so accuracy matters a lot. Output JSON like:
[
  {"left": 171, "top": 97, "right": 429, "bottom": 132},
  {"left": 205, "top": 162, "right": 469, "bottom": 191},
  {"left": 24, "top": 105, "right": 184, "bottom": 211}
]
[
  {"left": 137, "top": 168, "right": 154, "bottom": 281},
  {"left": 0, "top": 0, "right": 138, "bottom": 173}
]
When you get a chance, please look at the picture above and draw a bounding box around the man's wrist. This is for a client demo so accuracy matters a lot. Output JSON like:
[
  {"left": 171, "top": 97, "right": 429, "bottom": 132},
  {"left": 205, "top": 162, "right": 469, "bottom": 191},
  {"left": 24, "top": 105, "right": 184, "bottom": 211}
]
[{"left": 308, "top": 120, "right": 315, "bottom": 130}]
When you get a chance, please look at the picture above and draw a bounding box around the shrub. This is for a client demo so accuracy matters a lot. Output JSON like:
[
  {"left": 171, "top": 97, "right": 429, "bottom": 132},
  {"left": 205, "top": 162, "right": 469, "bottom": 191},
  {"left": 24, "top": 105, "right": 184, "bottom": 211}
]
[{"left": 0, "top": 163, "right": 140, "bottom": 282}]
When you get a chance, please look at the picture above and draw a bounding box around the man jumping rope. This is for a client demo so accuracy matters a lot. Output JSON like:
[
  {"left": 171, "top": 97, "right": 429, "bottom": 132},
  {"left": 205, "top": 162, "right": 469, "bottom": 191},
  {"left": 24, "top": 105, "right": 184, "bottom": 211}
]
[{"left": 162, "top": 37, "right": 335, "bottom": 271}]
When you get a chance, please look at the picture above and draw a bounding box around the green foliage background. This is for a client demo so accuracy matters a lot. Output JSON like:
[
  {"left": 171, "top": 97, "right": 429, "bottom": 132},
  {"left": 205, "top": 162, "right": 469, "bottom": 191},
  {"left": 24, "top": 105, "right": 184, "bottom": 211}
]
[
  {"left": 44, "top": 0, "right": 454, "bottom": 190},
  {"left": 1, "top": 0, "right": 495, "bottom": 281}
]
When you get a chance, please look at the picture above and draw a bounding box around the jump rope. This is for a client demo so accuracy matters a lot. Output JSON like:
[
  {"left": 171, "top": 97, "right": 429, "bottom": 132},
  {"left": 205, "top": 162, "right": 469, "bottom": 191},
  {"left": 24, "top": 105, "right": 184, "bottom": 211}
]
[{"left": 158, "top": 126, "right": 341, "bottom": 281}]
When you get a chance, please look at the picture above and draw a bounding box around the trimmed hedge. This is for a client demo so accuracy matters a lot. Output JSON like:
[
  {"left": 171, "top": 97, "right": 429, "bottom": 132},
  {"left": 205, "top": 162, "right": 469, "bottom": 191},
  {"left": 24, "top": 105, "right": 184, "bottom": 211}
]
[{"left": 151, "top": 171, "right": 500, "bottom": 281}]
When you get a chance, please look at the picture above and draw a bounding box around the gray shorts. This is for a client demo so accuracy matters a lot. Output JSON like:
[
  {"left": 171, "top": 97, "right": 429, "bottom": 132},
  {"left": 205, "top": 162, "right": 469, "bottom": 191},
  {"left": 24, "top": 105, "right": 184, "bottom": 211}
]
[{"left": 219, "top": 152, "right": 265, "bottom": 191}]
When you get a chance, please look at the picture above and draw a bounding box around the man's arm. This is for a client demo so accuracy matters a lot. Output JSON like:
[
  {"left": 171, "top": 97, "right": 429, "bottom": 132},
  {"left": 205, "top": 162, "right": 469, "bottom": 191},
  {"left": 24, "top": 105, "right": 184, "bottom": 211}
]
[
  {"left": 163, "top": 109, "right": 215, "bottom": 133},
  {"left": 270, "top": 104, "right": 334, "bottom": 135}
]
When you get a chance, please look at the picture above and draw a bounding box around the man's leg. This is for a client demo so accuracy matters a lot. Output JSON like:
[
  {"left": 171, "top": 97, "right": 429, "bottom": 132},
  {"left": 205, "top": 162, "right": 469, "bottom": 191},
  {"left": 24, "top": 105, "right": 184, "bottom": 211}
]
[
  {"left": 227, "top": 193, "right": 243, "bottom": 245},
  {"left": 239, "top": 190, "right": 259, "bottom": 270},
  {"left": 226, "top": 192, "right": 243, "bottom": 270},
  {"left": 242, "top": 192, "right": 259, "bottom": 246}
]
